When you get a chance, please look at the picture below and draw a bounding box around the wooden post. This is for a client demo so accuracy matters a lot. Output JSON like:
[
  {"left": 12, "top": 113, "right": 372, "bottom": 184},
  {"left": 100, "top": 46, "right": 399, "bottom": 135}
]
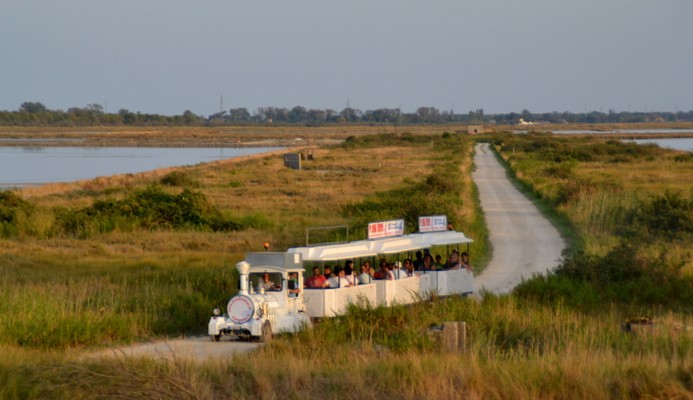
[
  {"left": 458, "top": 321, "right": 466, "bottom": 353},
  {"left": 441, "top": 321, "right": 466, "bottom": 353},
  {"left": 442, "top": 322, "right": 458, "bottom": 352}
]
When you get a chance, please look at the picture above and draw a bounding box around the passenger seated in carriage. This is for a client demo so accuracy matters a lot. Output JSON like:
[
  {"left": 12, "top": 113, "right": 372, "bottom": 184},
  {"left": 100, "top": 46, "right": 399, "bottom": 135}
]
[
  {"left": 403, "top": 259, "right": 415, "bottom": 277},
  {"left": 305, "top": 267, "right": 326, "bottom": 288},
  {"left": 322, "top": 266, "right": 352, "bottom": 288},
  {"left": 435, "top": 254, "right": 444, "bottom": 269},
  {"left": 445, "top": 250, "right": 461, "bottom": 270},
  {"left": 422, "top": 254, "right": 437, "bottom": 271},
  {"left": 393, "top": 261, "right": 408, "bottom": 279},
  {"left": 460, "top": 252, "right": 473, "bottom": 272},
  {"left": 358, "top": 261, "right": 373, "bottom": 284},
  {"left": 413, "top": 251, "right": 424, "bottom": 270},
  {"left": 344, "top": 260, "right": 357, "bottom": 286},
  {"left": 374, "top": 260, "right": 394, "bottom": 280}
]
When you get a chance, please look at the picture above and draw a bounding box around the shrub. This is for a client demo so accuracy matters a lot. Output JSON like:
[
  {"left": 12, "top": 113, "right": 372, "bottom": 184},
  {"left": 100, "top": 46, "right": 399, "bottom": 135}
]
[
  {"left": 52, "top": 186, "right": 259, "bottom": 237},
  {"left": 0, "top": 191, "right": 35, "bottom": 238},
  {"left": 515, "top": 241, "right": 693, "bottom": 311},
  {"left": 624, "top": 191, "right": 693, "bottom": 239},
  {"left": 160, "top": 171, "right": 200, "bottom": 188}
]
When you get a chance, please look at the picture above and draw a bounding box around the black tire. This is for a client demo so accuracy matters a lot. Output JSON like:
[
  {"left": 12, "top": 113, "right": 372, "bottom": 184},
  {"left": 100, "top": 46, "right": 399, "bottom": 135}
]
[
  {"left": 260, "top": 321, "right": 272, "bottom": 343},
  {"left": 210, "top": 334, "right": 221, "bottom": 342}
]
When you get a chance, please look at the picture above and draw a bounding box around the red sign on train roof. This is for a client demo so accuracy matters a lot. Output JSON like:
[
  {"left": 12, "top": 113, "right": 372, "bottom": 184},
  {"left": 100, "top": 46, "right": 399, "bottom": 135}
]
[
  {"left": 367, "top": 219, "right": 404, "bottom": 239},
  {"left": 419, "top": 215, "right": 447, "bottom": 233}
]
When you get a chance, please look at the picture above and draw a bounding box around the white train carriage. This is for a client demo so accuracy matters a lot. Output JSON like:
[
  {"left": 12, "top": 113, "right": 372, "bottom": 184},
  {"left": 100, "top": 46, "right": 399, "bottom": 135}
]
[
  {"left": 289, "top": 230, "right": 474, "bottom": 319},
  {"left": 209, "top": 226, "right": 474, "bottom": 340},
  {"left": 413, "top": 231, "right": 475, "bottom": 297},
  {"left": 289, "top": 241, "right": 378, "bottom": 317}
]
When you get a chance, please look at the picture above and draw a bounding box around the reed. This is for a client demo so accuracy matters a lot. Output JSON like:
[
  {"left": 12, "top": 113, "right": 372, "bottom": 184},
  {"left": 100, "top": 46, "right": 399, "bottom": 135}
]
[{"left": 6, "top": 296, "right": 690, "bottom": 399}]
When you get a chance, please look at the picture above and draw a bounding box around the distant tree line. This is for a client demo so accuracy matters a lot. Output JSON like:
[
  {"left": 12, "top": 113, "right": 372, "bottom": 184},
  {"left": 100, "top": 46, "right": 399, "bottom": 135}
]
[{"left": 2, "top": 101, "right": 692, "bottom": 127}]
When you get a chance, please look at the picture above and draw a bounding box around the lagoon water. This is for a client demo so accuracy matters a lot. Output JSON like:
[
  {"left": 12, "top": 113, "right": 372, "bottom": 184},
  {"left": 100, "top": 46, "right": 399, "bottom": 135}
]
[
  {"left": 553, "top": 129, "right": 693, "bottom": 135},
  {"left": 631, "top": 138, "right": 693, "bottom": 152},
  {"left": 0, "top": 146, "right": 281, "bottom": 188}
]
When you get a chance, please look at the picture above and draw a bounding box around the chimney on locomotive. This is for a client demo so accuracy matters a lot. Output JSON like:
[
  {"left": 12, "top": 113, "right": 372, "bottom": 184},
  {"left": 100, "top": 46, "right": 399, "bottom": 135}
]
[{"left": 236, "top": 261, "right": 251, "bottom": 295}]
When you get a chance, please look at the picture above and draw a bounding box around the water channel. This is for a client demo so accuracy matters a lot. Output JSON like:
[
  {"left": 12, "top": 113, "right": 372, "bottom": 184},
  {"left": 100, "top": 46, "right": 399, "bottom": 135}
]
[
  {"left": 630, "top": 138, "right": 693, "bottom": 152},
  {"left": 0, "top": 146, "right": 282, "bottom": 188}
]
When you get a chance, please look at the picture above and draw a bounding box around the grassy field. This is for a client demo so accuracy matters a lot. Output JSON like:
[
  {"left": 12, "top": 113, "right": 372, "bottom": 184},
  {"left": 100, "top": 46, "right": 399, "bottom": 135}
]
[
  {"left": 0, "top": 131, "right": 483, "bottom": 347},
  {"left": 0, "top": 127, "right": 692, "bottom": 398}
]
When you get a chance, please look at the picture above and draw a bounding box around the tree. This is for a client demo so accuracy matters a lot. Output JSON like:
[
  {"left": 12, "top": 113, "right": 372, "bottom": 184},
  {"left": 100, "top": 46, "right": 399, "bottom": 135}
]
[
  {"left": 416, "top": 107, "right": 441, "bottom": 123},
  {"left": 339, "top": 107, "right": 361, "bottom": 123},
  {"left": 228, "top": 108, "right": 250, "bottom": 122},
  {"left": 86, "top": 103, "right": 104, "bottom": 114},
  {"left": 182, "top": 110, "right": 200, "bottom": 124},
  {"left": 288, "top": 106, "right": 308, "bottom": 123},
  {"left": 19, "top": 102, "right": 48, "bottom": 113},
  {"left": 118, "top": 109, "right": 138, "bottom": 124},
  {"left": 306, "top": 109, "right": 327, "bottom": 124}
]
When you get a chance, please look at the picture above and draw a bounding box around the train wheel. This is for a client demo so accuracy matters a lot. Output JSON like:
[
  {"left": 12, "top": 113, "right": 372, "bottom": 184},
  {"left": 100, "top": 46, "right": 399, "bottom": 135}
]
[
  {"left": 210, "top": 334, "right": 221, "bottom": 342},
  {"left": 260, "top": 321, "right": 272, "bottom": 343}
]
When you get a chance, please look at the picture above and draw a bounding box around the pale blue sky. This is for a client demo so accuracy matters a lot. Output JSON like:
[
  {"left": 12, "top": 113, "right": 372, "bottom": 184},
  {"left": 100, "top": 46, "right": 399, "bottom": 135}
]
[{"left": 2, "top": 0, "right": 692, "bottom": 116}]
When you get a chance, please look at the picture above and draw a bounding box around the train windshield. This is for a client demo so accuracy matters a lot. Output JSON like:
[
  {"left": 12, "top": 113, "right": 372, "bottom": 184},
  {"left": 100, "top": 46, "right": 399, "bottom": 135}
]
[{"left": 250, "top": 272, "right": 283, "bottom": 292}]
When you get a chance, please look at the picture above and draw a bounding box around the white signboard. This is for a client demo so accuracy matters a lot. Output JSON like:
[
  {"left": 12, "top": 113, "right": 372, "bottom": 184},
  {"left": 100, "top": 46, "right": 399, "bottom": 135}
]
[
  {"left": 368, "top": 219, "right": 405, "bottom": 239},
  {"left": 418, "top": 215, "right": 448, "bottom": 233}
]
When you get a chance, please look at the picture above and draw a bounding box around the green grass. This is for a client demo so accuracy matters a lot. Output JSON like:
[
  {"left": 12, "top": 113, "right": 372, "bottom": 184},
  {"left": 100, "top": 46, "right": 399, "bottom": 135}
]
[{"left": 0, "top": 254, "right": 238, "bottom": 349}]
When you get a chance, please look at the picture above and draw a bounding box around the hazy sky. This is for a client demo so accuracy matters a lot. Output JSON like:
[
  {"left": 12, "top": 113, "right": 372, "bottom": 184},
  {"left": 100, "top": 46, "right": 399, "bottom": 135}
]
[{"left": 2, "top": 0, "right": 692, "bottom": 116}]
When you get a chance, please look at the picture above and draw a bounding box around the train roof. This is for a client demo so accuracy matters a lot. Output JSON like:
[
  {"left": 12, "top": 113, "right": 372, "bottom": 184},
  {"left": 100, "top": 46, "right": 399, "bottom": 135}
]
[
  {"left": 287, "top": 242, "right": 376, "bottom": 261},
  {"left": 288, "top": 231, "right": 473, "bottom": 261},
  {"left": 415, "top": 231, "right": 474, "bottom": 246}
]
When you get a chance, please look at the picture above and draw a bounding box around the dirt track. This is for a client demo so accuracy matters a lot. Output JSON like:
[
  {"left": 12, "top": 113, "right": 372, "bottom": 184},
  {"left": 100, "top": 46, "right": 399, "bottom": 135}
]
[
  {"left": 472, "top": 143, "right": 566, "bottom": 294},
  {"left": 86, "top": 335, "right": 261, "bottom": 362}
]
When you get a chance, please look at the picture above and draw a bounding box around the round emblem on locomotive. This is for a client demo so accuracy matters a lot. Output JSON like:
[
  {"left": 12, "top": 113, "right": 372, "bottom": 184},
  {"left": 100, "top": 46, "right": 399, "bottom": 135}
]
[{"left": 227, "top": 295, "right": 254, "bottom": 324}]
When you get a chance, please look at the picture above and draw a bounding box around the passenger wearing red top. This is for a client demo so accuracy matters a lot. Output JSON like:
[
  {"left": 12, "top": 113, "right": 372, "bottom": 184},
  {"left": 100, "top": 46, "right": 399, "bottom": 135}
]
[{"left": 305, "top": 267, "right": 326, "bottom": 288}]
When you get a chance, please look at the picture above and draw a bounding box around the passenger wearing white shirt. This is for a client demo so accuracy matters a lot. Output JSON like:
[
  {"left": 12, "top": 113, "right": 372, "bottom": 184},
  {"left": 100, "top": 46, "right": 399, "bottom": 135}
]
[
  {"left": 322, "top": 266, "right": 352, "bottom": 288},
  {"left": 358, "top": 261, "right": 373, "bottom": 284},
  {"left": 344, "top": 261, "right": 357, "bottom": 286},
  {"left": 393, "top": 261, "right": 408, "bottom": 279}
]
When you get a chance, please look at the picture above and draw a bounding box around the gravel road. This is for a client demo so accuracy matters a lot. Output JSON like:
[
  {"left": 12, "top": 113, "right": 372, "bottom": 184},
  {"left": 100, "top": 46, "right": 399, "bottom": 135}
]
[
  {"left": 87, "top": 335, "right": 260, "bottom": 362},
  {"left": 472, "top": 143, "right": 566, "bottom": 294}
]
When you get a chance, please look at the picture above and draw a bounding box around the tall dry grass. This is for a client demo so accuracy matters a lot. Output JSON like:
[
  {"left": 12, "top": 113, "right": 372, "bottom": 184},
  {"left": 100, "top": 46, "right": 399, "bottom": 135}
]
[{"left": 10, "top": 296, "right": 690, "bottom": 399}]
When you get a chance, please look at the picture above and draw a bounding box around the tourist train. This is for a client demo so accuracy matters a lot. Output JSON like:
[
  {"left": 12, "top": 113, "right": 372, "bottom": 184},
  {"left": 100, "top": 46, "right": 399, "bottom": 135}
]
[{"left": 208, "top": 216, "right": 474, "bottom": 342}]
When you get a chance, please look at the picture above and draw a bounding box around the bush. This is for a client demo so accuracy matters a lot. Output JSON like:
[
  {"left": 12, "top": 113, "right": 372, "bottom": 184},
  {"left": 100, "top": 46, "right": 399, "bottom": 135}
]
[
  {"left": 160, "top": 171, "right": 200, "bottom": 188},
  {"left": 52, "top": 186, "right": 264, "bottom": 237},
  {"left": 515, "top": 241, "right": 693, "bottom": 311},
  {"left": 624, "top": 191, "right": 693, "bottom": 239},
  {"left": 0, "top": 191, "right": 35, "bottom": 238}
]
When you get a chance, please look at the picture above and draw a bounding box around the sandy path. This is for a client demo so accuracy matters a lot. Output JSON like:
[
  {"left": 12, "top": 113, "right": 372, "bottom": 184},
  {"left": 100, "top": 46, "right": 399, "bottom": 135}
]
[
  {"left": 472, "top": 143, "right": 566, "bottom": 294},
  {"left": 86, "top": 335, "right": 260, "bottom": 362}
]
